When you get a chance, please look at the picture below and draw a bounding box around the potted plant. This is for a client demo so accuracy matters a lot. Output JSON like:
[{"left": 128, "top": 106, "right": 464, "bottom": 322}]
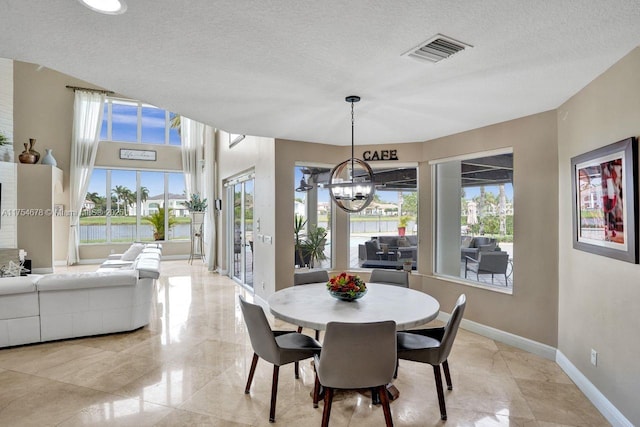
[
  {"left": 397, "top": 216, "right": 411, "bottom": 237},
  {"left": 143, "top": 205, "right": 176, "bottom": 240},
  {"left": 294, "top": 214, "right": 307, "bottom": 267},
  {"left": 0, "top": 131, "right": 10, "bottom": 146},
  {"left": 182, "top": 193, "right": 208, "bottom": 212},
  {"left": 182, "top": 193, "right": 207, "bottom": 235},
  {"left": 302, "top": 226, "right": 327, "bottom": 268}
]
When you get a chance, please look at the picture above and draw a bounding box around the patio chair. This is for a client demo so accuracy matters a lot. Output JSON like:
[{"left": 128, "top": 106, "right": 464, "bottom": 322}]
[{"left": 464, "top": 251, "right": 509, "bottom": 284}]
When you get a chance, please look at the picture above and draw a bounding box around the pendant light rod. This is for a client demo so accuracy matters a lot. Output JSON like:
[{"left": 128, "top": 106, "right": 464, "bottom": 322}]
[{"left": 346, "top": 95, "right": 360, "bottom": 182}]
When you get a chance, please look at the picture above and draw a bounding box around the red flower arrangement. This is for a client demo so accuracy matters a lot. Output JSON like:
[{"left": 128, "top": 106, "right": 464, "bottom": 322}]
[{"left": 326, "top": 272, "right": 367, "bottom": 299}]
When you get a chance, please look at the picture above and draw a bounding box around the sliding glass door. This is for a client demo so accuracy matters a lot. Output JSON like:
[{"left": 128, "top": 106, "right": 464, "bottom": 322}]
[{"left": 230, "top": 176, "right": 254, "bottom": 288}]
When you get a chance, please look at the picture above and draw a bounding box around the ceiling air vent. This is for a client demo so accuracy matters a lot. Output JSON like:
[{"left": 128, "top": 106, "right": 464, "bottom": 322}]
[{"left": 402, "top": 34, "right": 472, "bottom": 63}]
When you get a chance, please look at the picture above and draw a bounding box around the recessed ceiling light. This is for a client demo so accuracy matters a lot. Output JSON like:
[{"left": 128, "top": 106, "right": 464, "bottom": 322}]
[{"left": 78, "top": 0, "right": 127, "bottom": 15}]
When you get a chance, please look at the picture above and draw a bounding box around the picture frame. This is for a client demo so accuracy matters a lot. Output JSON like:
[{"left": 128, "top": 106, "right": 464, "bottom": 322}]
[
  {"left": 119, "top": 148, "right": 157, "bottom": 161},
  {"left": 571, "top": 137, "right": 638, "bottom": 263}
]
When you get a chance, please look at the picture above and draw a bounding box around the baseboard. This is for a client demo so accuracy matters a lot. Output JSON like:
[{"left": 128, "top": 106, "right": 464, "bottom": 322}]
[
  {"left": 54, "top": 260, "right": 66, "bottom": 266},
  {"left": 436, "top": 311, "right": 557, "bottom": 360},
  {"left": 437, "top": 311, "right": 631, "bottom": 426},
  {"left": 556, "top": 351, "right": 633, "bottom": 427}
]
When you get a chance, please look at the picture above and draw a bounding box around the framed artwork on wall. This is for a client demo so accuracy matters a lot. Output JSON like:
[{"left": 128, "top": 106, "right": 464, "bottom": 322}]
[{"left": 571, "top": 136, "right": 638, "bottom": 263}]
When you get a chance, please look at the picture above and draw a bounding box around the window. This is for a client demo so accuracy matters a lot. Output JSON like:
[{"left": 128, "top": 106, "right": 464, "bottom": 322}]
[
  {"left": 82, "top": 98, "right": 187, "bottom": 244},
  {"left": 80, "top": 169, "right": 187, "bottom": 244},
  {"left": 294, "top": 165, "right": 332, "bottom": 269},
  {"left": 348, "top": 167, "right": 418, "bottom": 270},
  {"left": 433, "top": 151, "right": 514, "bottom": 290},
  {"left": 99, "top": 98, "right": 181, "bottom": 145}
]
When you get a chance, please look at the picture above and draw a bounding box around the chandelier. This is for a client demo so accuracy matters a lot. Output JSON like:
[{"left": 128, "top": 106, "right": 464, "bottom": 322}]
[{"left": 326, "top": 96, "right": 375, "bottom": 213}]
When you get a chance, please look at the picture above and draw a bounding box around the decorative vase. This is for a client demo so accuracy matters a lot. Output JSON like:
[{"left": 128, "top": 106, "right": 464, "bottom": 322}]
[
  {"left": 41, "top": 148, "right": 57, "bottom": 166},
  {"left": 18, "top": 143, "right": 37, "bottom": 164},
  {"left": 28, "top": 138, "right": 40, "bottom": 163},
  {"left": 329, "top": 289, "right": 367, "bottom": 301}
]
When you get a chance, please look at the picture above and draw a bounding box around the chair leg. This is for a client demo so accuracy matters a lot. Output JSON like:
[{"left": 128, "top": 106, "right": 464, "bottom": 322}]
[
  {"left": 297, "top": 325, "right": 303, "bottom": 333},
  {"left": 393, "top": 358, "right": 399, "bottom": 379},
  {"left": 315, "top": 329, "right": 320, "bottom": 340},
  {"left": 442, "top": 360, "right": 453, "bottom": 390},
  {"left": 321, "top": 387, "right": 334, "bottom": 427},
  {"left": 313, "top": 373, "right": 321, "bottom": 408},
  {"left": 371, "top": 387, "right": 380, "bottom": 405},
  {"left": 294, "top": 361, "right": 299, "bottom": 379},
  {"left": 245, "top": 353, "right": 259, "bottom": 394},
  {"left": 269, "top": 365, "right": 280, "bottom": 423},
  {"left": 378, "top": 384, "right": 394, "bottom": 427},
  {"left": 433, "top": 365, "right": 447, "bottom": 420}
]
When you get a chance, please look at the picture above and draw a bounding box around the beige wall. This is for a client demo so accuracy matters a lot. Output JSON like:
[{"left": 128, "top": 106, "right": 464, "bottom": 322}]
[
  {"left": 242, "top": 130, "right": 560, "bottom": 348},
  {"left": 13, "top": 61, "right": 189, "bottom": 263},
  {"left": 419, "top": 111, "right": 559, "bottom": 346},
  {"left": 13, "top": 61, "right": 99, "bottom": 264},
  {"left": 558, "top": 47, "right": 640, "bottom": 424},
  {"left": 216, "top": 131, "right": 276, "bottom": 301}
]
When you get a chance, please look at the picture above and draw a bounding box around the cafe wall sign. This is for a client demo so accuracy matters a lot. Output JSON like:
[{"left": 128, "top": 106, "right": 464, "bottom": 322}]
[{"left": 362, "top": 149, "right": 398, "bottom": 161}]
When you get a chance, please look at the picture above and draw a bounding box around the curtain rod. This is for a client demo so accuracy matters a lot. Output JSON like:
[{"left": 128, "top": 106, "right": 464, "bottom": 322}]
[{"left": 65, "top": 85, "right": 115, "bottom": 95}]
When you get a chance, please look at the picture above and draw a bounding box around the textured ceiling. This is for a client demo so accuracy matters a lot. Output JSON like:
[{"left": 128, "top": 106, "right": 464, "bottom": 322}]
[{"left": 1, "top": 1, "right": 640, "bottom": 145}]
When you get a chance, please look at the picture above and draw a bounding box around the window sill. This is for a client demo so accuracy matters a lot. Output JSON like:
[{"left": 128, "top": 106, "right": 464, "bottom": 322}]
[{"left": 430, "top": 273, "right": 513, "bottom": 295}]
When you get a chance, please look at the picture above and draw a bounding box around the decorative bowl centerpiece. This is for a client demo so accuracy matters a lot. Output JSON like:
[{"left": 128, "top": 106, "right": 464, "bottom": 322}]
[{"left": 327, "top": 272, "right": 367, "bottom": 301}]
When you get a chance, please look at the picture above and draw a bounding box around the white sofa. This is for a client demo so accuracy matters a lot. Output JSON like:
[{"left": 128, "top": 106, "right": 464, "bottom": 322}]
[{"left": 0, "top": 244, "right": 161, "bottom": 348}]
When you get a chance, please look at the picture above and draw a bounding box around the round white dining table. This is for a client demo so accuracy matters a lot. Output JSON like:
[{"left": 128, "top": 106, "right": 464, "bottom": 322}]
[{"left": 267, "top": 283, "right": 440, "bottom": 331}]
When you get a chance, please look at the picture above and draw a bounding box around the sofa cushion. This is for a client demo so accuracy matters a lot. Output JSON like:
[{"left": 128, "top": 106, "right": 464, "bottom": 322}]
[
  {"left": 406, "top": 235, "right": 418, "bottom": 246},
  {"left": 37, "top": 270, "right": 138, "bottom": 292},
  {"left": 396, "top": 237, "right": 410, "bottom": 247},
  {"left": 121, "top": 243, "right": 145, "bottom": 261},
  {"left": 0, "top": 276, "right": 38, "bottom": 295},
  {"left": 135, "top": 256, "right": 161, "bottom": 279}
]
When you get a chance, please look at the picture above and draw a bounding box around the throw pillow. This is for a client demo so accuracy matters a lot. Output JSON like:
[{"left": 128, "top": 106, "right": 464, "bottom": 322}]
[
  {"left": 397, "top": 238, "right": 410, "bottom": 247},
  {"left": 121, "top": 243, "right": 145, "bottom": 261}
]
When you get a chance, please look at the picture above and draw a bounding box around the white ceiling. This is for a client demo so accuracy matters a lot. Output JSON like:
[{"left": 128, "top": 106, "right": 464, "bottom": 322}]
[{"left": 1, "top": 1, "right": 640, "bottom": 145}]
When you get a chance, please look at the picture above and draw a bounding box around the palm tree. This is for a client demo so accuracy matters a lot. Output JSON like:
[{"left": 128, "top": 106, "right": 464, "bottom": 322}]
[
  {"left": 112, "top": 185, "right": 132, "bottom": 213},
  {"left": 143, "top": 204, "right": 176, "bottom": 240},
  {"left": 170, "top": 114, "right": 181, "bottom": 135},
  {"left": 132, "top": 186, "right": 149, "bottom": 212}
]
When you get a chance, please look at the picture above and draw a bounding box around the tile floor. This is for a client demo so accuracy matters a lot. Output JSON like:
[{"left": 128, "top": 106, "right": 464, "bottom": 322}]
[{"left": 0, "top": 261, "right": 609, "bottom": 426}]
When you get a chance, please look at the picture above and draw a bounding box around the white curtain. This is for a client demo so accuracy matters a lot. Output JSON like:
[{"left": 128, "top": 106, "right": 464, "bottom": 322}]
[
  {"left": 180, "top": 117, "right": 204, "bottom": 197},
  {"left": 67, "top": 91, "right": 105, "bottom": 265},
  {"left": 181, "top": 117, "right": 217, "bottom": 270},
  {"left": 203, "top": 126, "right": 217, "bottom": 271}
]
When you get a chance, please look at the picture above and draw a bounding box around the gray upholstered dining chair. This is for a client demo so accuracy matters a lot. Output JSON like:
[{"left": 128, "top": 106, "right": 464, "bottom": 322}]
[
  {"left": 396, "top": 294, "right": 466, "bottom": 421},
  {"left": 239, "top": 295, "right": 322, "bottom": 423},
  {"left": 369, "top": 269, "right": 409, "bottom": 287},
  {"left": 293, "top": 270, "right": 329, "bottom": 339},
  {"left": 313, "top": 321, "right": 397, "bottom": 427},
  {"left": 294, "top": 269, "right": 329, "bottom": 286}
]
